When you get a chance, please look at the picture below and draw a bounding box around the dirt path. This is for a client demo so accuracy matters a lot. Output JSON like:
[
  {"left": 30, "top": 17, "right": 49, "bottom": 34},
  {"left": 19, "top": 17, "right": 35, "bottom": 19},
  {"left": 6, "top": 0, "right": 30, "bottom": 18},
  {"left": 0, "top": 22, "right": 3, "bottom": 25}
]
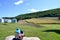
[{"left": 5, "top": 35, "right": 40, "bottom": 40}]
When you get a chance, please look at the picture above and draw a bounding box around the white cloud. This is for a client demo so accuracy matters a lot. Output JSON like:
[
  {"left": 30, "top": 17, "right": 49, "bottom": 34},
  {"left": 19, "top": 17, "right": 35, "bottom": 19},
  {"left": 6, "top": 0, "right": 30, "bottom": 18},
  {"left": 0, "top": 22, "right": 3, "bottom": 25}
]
[
  {"left": 28, "top": 8, "right": 51, "bottom": 13},
  {"left": 14, "top": 0, "right": 23, "bottom": 5},
  {"left": 41, "top": 9, "right": 49, "bottom": 11},
  {"left": 29, "top": 9, "right": 40, "bottom": 12}
]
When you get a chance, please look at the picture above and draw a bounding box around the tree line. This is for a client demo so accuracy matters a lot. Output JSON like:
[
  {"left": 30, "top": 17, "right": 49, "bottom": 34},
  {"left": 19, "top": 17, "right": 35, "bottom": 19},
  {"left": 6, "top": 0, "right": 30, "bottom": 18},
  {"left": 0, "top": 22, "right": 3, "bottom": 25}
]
[
  {"left": 4, "top": 8, "right": 60, "bottom": 21},
  {"left": 15, "top": 8, "right": 60, "bottom": 21}
]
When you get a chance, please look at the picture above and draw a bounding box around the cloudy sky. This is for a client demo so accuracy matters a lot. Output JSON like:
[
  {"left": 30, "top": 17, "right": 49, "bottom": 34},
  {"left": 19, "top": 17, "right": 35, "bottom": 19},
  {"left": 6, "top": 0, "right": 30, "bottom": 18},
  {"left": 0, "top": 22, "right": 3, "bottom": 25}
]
[{"left": 0, "top": 0, "right": 60, "bottom": 17}]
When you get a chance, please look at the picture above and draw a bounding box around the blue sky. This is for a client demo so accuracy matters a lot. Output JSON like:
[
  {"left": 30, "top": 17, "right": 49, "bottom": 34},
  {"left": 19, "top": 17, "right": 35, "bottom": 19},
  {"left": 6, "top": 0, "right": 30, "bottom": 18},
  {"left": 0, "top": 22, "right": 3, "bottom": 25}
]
[{"left": 0, "top": 0, "right": 60, "bottom": 17}]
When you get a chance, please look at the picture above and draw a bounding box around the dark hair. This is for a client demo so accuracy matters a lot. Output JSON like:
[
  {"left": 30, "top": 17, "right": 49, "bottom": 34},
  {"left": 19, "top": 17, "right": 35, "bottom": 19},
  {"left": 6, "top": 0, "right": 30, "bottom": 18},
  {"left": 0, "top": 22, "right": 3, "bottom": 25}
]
[{"left": 21, "top": 30, "right": 23, "bottom": 34}]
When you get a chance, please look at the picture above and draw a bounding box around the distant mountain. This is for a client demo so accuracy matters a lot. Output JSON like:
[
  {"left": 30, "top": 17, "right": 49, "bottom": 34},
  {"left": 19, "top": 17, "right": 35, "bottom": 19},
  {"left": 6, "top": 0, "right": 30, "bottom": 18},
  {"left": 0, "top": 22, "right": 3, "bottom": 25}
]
[{"left": 15, "top": 8, "right": 60, "bottom": 21}]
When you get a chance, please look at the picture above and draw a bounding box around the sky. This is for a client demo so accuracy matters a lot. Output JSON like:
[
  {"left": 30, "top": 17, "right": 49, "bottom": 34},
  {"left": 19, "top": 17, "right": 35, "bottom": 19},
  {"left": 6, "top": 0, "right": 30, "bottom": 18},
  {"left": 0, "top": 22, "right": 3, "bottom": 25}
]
[{"left": 0, "top": 0, "right": 60, "bottom": 17}]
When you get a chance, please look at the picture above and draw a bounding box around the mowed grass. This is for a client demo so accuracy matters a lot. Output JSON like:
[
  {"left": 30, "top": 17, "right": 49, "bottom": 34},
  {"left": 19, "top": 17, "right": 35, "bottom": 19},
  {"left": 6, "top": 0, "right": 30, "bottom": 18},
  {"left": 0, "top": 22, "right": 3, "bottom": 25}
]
[{"left": 0, "top": 23, "right": 60, "bottom": 40}]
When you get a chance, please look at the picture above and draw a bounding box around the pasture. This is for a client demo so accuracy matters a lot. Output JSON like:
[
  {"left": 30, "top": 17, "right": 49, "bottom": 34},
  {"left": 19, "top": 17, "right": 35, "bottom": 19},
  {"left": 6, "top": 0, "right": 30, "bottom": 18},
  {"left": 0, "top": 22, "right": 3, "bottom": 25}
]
[
  {"left": 0, "top": 23, "right": 60, "bottom": 40},
  {"left": 25, "top": 18, "right": 60, "bottom": 24}
]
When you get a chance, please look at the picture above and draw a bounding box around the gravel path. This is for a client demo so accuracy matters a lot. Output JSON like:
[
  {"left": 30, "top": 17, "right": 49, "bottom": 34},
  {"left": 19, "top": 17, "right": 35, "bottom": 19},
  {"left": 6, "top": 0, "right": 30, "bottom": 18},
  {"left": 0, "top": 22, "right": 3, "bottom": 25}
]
[{"left": 5, "top": 35, "right": 40, "bottom": 40}]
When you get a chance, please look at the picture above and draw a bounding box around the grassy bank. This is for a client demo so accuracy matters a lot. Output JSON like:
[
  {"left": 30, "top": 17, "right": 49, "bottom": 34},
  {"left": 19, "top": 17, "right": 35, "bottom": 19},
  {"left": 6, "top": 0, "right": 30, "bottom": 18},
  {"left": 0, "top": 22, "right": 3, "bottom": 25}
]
[{"left": 25, "top": 18, "right": 60, "bottom": 24}]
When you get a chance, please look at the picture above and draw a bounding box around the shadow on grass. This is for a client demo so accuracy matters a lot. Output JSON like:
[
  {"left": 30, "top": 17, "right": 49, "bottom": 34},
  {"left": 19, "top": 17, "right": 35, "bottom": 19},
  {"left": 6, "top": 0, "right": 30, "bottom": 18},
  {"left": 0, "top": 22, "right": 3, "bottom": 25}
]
[{"left": 43, "top": 30, "right": 60, "bottom": 34}]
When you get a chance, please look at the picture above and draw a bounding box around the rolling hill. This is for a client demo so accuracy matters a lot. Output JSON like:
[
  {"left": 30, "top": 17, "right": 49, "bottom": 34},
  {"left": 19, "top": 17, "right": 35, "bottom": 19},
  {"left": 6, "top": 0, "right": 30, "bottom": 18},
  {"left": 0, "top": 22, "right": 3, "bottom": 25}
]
[{"left": 15, "top": 8, "right": 60, "bottom": 21}]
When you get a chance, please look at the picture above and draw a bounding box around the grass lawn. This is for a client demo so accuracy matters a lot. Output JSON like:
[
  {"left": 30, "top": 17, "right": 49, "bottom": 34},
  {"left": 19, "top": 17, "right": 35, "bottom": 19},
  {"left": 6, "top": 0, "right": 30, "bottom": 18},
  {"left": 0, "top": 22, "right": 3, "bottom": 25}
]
[{"left": 0, "top": 23, "right": 60, "bottom": 40}]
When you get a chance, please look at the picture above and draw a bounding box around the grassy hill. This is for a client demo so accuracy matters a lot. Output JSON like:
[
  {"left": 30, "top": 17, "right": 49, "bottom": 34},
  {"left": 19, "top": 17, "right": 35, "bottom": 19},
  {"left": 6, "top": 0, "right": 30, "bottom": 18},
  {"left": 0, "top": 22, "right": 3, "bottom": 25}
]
[
  {"left": 25, "top": 17, "right": 60, "bottom": 24},
  {"left": 15, "top": 8, "right": 60, "bottom": 21}
]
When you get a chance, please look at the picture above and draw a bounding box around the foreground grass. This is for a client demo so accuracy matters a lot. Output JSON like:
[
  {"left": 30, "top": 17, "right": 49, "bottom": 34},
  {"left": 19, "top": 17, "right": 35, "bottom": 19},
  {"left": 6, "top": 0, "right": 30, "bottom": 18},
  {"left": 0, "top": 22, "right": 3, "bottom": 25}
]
[{"left": 0, "top": 23, "right": 60, "bottom": 40}]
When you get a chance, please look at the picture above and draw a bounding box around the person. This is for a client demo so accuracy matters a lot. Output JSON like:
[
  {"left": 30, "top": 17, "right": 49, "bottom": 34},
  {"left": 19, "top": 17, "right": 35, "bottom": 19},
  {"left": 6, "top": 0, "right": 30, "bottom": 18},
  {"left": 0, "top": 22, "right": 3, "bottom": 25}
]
[
  {"left": 15, "top": 28, "right": 20, "bottom": 39},
  {"left": 19, "top": 30, "right": 24, "bottom": 39},
  {"left": 14, "top": 28, "right": 24, "bottom": 40}
]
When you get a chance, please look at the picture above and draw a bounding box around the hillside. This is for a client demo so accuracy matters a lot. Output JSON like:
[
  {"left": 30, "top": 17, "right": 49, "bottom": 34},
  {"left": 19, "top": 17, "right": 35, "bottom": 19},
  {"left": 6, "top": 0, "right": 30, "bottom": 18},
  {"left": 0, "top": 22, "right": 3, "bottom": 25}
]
[
  {"left": 25, "top": 17, "right": 60, "bottom": 24},
  {"left": 15, "top": 8, "right": 60, "bottom": 21}
]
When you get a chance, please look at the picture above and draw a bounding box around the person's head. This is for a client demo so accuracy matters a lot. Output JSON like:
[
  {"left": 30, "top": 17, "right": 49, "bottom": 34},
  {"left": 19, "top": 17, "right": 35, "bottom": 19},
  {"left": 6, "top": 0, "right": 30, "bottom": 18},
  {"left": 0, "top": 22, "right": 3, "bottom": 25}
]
[
  {"left": 15, "top": 28, "right": 20, "bottom": 33},
  {"left": 16, "top": 28, "right": 19, "bottom": 30}
]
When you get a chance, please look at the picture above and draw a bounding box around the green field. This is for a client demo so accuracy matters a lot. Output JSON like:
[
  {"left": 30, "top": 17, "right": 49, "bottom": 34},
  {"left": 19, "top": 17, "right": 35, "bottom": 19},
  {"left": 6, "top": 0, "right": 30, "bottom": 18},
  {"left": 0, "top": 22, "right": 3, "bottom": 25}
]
[{"left": 0, "top": 23, "right": 60, "bottom": 40}]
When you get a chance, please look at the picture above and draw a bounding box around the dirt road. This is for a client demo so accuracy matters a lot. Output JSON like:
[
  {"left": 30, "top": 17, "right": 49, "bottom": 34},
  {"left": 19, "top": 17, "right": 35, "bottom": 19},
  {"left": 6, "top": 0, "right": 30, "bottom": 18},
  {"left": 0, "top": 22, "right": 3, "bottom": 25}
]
[{"left": 5, "top": 35, "right": 40, "bottom": 40}]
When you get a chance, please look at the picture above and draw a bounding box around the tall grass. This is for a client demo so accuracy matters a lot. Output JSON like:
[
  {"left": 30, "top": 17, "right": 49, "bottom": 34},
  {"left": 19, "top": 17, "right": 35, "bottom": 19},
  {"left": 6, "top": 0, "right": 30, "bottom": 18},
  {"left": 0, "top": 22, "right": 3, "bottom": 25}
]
[{"left": 25, "top": 18, "right": 60, "bottom": 24}]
